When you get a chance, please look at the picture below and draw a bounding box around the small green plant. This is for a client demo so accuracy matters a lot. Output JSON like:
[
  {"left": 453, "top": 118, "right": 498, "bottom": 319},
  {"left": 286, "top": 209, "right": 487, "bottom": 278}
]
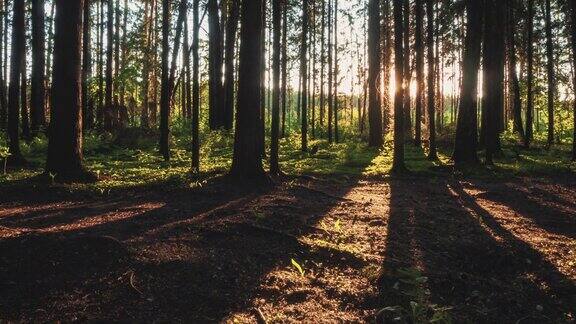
[{"left": 290, "top": 258, "right": 305, "bottom": 276}]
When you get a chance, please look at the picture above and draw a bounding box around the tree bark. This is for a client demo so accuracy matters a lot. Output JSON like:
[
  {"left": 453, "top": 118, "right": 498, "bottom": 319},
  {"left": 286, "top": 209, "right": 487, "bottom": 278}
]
[
  {"left": 453, "top": 0, "right": 482, "bottom": 165},
  {"left": 367, "top": 0, "right": 382, "bottom": 147},
  {"left": 46, "top": 0, "right": 96, "bottom": 182},
  {"left": 230, "top": 0, "right": 267, "bottom": 181}
]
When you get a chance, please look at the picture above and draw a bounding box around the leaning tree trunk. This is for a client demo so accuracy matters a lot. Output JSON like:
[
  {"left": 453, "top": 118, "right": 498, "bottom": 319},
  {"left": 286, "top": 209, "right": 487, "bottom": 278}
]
[
  {"left": 7, "top": 0, "right": 25, "bottom": 165},
  {"left": 46, "top": 0, "right": 96, "bottom": 182},
  {"left": 544, "top": 0, "right": 555, "bottom": 147},
  {"left": 31, "top": 0, "right": 46, "bottom": 133},
  {"left": 223, "top": 0, "right": 240, "bottom": 131},
  {"left": 453, "top": 0, "right": 482, "bottom": 165},
  {"left": 525, "top": 0, "right": 534, "bottom": 147},
  {"left": 229, "top": 0, "right": 267, "bottom": 181},
  {"left": 270, "top": 0, "right": 282, "bottom": 175},
  {"left": 391, "top": 0, "right": 406, "bottom": 173},
  {"left": 367, "top": 0, "right": 383, "bottom": 147},
  {"left": 482, "top": 0, "right": 505, "bottom": 165},
  {"left": 208, "top": 0, "right": 224, "bottom": 130},
  {"left": 426, "top": 0, "right": 437, "bottom": 159}
]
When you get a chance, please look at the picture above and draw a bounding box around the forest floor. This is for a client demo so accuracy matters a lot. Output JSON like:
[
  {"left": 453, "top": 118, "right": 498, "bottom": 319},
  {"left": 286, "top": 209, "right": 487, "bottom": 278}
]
[{"left": 0, "top": 130, "right": 575, "bottom": 323}]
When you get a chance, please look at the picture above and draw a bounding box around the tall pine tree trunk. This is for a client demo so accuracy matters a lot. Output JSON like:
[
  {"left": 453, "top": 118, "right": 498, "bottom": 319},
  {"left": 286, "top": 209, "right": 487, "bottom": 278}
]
[
  {"left": 414, "top": 0, "right": 423, "bottom": 147},
  {"left": 82, "top": 0, "right": 93, "bottom": 130},
  {"left": 507, "top": 0, "right": 524, "bottom": 139},
  {"left": 270, "top": 0, "right": 282, "bottom": 174},
  {"left": 31, "top": 0, "right": 46, "bottom": 133},
  {"left": 453, "top": 0, "right": 482, "bottom": 165},
  {"left": 230, "top": 0, "right": 267, "bottom": 181},
  {"left": 46, "top": 0, "right": 96, "bottom": 182},
  {"left": 300, "top": 0, "right": 309, "bottom": 152},
  {"left": 426, "top": 0, "right": 437, "bottom": 159},
  {"left": 367, "top": 0, "right": 383, "bottom": 147},
  {"left": 208, "top": 0, "right": 224, "bottom": 130},
  {"left": 7, "top": 0, "right": 25, "bottom": 165},
  {"left": 391, "top": 0, "right": 405, "bottom": 172},
  {"left": 525, "top": 0, "right": 534, "bottom": 147},
  {"left": 159, "top": 0, "right": 171, "bottom": 159},
  {"left": 544, "top": 0, "right": 555, "bottom": 147},
  {"left": 223, "top": 0, "right": 239, "bottom": 130},
  {"left": 570, "top": 0, "right": 576, "bottom": 161},
  {"left": 191, "top": 0, "right": 200, "bottom": 172},
  {"left": 482, "top": 0, "right": 505, "bottom": 165},
  {"left": 104, "top": 0, "right": 114, "bottom": 129}
]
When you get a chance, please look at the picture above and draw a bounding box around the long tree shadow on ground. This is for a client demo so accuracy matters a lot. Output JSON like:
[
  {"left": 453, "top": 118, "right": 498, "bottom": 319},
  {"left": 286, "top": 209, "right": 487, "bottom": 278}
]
[
  {"left": 380, "top": 173, "right": 575, "bottom": 323},
  {"left": 0, "top": 170, "right": 372, "bottom": 321}
]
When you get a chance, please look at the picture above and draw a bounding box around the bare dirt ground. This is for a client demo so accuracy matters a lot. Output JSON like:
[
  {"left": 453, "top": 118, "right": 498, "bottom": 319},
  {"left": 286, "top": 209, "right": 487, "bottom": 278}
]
[{"left": 0, "top": 172, "right": 574, "bottom": 323}]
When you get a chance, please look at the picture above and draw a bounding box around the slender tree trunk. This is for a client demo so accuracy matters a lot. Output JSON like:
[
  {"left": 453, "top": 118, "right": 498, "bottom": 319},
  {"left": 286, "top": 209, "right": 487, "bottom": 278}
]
[
  {"left": 31, "top": 0, "right": 46, "bottom": 133},
  {"left": 192, "top": 0, "right": 200, "bottom": 172},
  {"left": 525, "top": 0, "right": 534, "bottom": 147},
  {"left": 367, "top": 0, "right": 382, "bottom": 147},
  {"left": 281, "top": 0, "right": 288, "bottom": 138},
  {"left": 544, "top": 0, "right": 554, "bottom": 147},
  {"left": 327, "top": 0, "right": 333, "bottom": 142},
  {"left": 414, "top": 0, "right": 423, "bottom": 147},
  {"left": 426, "top": 0, "right": 437, "bottom": 159},
  {"left": 114, "top": 0, "right": 121, "bottom": 105},
  {"left": 570, "top": 0, "right": 576, "bottom": 161},
  {"left": 141, "top": 0, "right": 151, "bottom": 128},
  {"left": 7, "top": 0, "right": 25, "bottom": 165},
  {"left": 270, "top": 0, "right": 282, "bottom": 174},
  {"left": 453, "top": 0, "right": 482, "bottom": 165},
  {"left": 333, "top": 0, "right": 339, "bottom": 143},
  {"left": 402, "top": 0, "right": 411, "bottom": 141},
  {"left": 230, "top": 0, "right": 267, "bottom": 181},
  {"left": 21, "top": 55, "right": 30, "bottom": 141},
  {"left": 391, "top": 0, "right": 405, "bottom": 172},
  {"left": 46, "top": 0, "right": 96, "bottom": 182},
  {"left": 319, "top": 0, "right": 325, "bottom": 128},
  {"left": 223, "top": 0, "right": 239, "bottom": 130},
  {"left": 82, "top": 0, "right": 93, "bottom": 130},
  {"left": 97, "top": 0, "right": 105, "bottom": 126},
  {"left": 104, "top": 0, "right": 114, "bottom": 129},
  {"left": 0, "top": 0, "right": 4, "bottom": 130},
  {"left": 183, "top": 10, "right": 191, "bottom": 120},
  {"left": 300, "top": 0, "right": 309, "bottom": 151},
  {"left": 507, "top": 0, "right": 524, "bottom": 139},
  {"left": 482, "top": 0, "right": 505, "bottom": 165},
  {"left": 208, "top": 0, "right": 224, "bottom": 130}
]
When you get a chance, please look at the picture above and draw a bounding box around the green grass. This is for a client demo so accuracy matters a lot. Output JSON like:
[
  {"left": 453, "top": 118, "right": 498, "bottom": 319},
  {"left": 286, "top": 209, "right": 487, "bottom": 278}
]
[{"left": 0, "top": 126, "right": 574, "bottom": 196}]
